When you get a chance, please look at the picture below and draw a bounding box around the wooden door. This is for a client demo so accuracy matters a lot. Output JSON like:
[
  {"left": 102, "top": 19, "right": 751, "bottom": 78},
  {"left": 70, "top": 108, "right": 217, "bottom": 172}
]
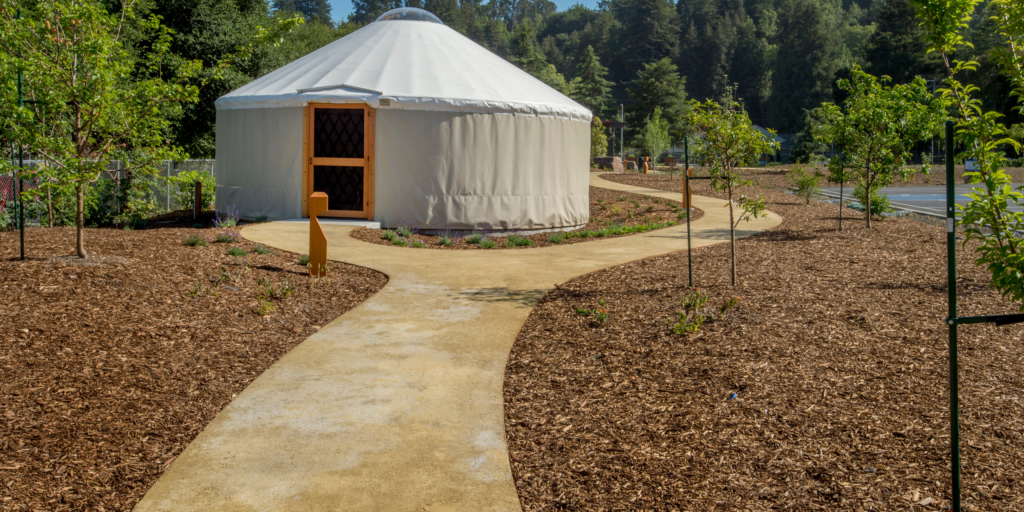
[{"left": 303, "top": 103, "right": 375, "bottom": 219}]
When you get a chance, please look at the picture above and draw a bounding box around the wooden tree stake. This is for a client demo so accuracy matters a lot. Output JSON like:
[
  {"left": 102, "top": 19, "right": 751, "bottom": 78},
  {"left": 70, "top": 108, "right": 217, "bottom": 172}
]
[{"left": 309, "top": 192, "right": 328, "bottom": 277}]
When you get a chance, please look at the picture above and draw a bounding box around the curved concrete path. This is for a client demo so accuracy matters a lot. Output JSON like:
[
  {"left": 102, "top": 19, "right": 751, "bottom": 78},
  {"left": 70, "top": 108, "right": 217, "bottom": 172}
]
[{"left": 134, "top": 174, "right": 782, "bottom": 512}]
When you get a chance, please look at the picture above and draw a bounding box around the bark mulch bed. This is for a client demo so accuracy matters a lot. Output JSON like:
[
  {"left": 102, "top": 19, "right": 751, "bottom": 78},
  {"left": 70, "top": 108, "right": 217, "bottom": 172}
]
[
  {"left": 0, "top": 225, "right": 386, "bottom": 511},
  {"left": 351, "top": 185, "right": 702, "bottom": 250},
  {"left": 724, "top": 164, "right": 1024, "bottom": 187},
  {"left": 504, "top": 171, "right": 1024, "bottom": 511}
]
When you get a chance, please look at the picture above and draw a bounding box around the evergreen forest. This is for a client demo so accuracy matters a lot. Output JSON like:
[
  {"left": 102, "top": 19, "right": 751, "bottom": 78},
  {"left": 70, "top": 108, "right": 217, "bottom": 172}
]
[{"left": 104, "top": 0, "right": 1021, "bottom": 157}]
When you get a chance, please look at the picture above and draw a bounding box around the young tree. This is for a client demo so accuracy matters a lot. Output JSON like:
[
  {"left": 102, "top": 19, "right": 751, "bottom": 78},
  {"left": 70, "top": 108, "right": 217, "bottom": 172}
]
[
  {"left": 590, "top": 116, "right": 608, "bottom": 161},
  {"left": 811, "top": 65, "right": 944, "bottom": 228},
  {"left": 571, "top": 45, "right": 614, "bottom": 117},
  {"left": 682, "top": 97, "right": 780, "bottom": 286},
  {"left": 640, "top": 107, "right": 670, "bottom": 163},
  {"left": 0, "top": 0, "right": 299, "bottom": 258},
  {"left": 912, "top": 0, "right": 1024, "bottom": 307}
]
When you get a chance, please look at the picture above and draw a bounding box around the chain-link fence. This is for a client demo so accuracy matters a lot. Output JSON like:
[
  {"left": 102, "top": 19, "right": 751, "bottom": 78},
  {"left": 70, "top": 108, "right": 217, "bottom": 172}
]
[{"left": 2, "top": 158, "right": 216, "bottom": 228}]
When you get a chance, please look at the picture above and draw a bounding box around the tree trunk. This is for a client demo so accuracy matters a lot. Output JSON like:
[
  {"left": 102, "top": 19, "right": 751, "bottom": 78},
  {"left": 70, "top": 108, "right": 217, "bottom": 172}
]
[
  {"left": 76, "top": 185, "right": 87, "bottom": 259},
  {"left": 865, "top": 180, "right": 872, "bottom": 229},
  {"left": 729, "top": 185, "right": 737, "bottom": 286},
  {"left": 46, "top": 187, "right": 53, "bottom": 228}
]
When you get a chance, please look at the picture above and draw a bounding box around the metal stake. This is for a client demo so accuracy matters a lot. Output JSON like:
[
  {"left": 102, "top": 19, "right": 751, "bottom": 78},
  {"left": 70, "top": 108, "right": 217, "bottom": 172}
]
[
  {"left": 685, "top": 136, "right": 692, "bottom": 288},
  {"left": 17, "top": 8, "right": 25, "bottom": 260},
  {"left": 944, "top": 120, "right": 961, "bottom": 512}
]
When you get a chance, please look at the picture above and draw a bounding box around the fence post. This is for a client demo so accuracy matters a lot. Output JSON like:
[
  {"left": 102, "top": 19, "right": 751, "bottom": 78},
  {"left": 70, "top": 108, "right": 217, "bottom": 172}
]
[{"left": 194, "top": 180, "right": 201, "bottom": 220}]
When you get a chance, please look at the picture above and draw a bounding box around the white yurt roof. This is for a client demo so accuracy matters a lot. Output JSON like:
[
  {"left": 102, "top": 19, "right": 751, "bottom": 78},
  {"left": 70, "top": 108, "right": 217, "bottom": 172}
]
[{"left": 215, "top": 8, "right": 592, "bottom": 122}]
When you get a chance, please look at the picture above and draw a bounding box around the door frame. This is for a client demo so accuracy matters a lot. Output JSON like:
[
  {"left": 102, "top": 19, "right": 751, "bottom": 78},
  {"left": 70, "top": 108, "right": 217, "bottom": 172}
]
[{"left": 302, "top": 103, "right": 375, "bottom": 219}]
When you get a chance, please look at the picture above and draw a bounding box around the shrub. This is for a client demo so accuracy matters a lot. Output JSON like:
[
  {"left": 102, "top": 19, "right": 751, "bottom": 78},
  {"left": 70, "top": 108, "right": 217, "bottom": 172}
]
[
  {"left": 548, "top": 232, "right": 567, "bottom": 244},
  {"left": 465, "top": 232, "right": 484, "bottom": 244},
  {"left": 167, "top": 170, "right": 215, "bottom": 211},
  {"left": 479, "top": 238, "right": 497, "bottom": 249},
  {"left": 677, "top": 211, "right": 689, "bottom": 220},
  {"left": 575, "top": 299, "right": 609, "bottom": 325},
  {"left": 391, "top": 238, "right": 408, "bottom": 247},
  {"left": 787, "top": 165, "right": 824, "bottom": 204},
  {"left": 396, "top": 226, "right": 414, "bottom": 238},
  {"left": 852, "top": 184, "right": 893, "bottom": 218},
  {"left": 255, "top": 297, "right": 275, "bottom": 316},
  {"left": 506, "top": 234, "right": 533, "bottom": 247},
  {"left": 215, "top": 231, "right": 240, "bottom": 243},
  {"left": 252, "top": 245, "right": 273, "bottom": 255},
  {"left": 438, "top": 234, "right": 454, "bottom": 246},
  {"left": 670, "top": 290, "right": 741, "bottom": 334},
  {"left": 382, "top": 229, "right": 399, "bottom": 241},
  {"left": 214, "top": 205, "right": 240, "bottom": 228},
  {"left": 254, "top": 215, "right": 269, "bottom": 223},
  {"left": 299, "top": 254, "right": 310, "bottom": 266},
  {"left": 226, "top": 247, "right": 248, "bottom": 257},
  {"left": 410, "top": 239, "right": 426, "bottom": 248},
  {"left": 183, "top": 232, "right": 207, "bottom": 247},
  {"left": 1, "top": 200, "right": 14, "bottom": 231}
]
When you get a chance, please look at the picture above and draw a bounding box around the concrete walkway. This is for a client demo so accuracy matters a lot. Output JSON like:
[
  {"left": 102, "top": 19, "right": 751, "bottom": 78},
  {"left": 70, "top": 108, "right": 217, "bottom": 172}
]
[{"left": 134, "top": 174, "right": 782, "bottom": 512}]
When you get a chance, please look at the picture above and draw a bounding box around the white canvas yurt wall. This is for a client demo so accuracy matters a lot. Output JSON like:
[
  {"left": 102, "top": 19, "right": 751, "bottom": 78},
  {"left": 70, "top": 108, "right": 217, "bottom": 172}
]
[{"left": 215, "top": 8, "right": 592, "bottom": 230}]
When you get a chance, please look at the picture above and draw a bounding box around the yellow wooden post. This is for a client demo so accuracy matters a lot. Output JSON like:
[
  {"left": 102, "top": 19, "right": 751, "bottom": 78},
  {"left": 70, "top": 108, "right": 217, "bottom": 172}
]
[
  {"left": 309, "top": 192, "right": 328, "bottom": 277},
  {"left": 643, "top": 157, "right": 649, "bottom": 174}
]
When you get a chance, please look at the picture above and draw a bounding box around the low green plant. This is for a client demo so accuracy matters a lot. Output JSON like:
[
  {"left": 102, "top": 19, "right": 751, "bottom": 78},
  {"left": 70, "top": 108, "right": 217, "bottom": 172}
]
[
  {"left": 852, "top": 184, "right": 893, "bottom": 218},
  {"left": 677, "top": 211, "right": 689, "bottom": 220},
  {"left": 575, "top": 299, "right": 609, "bottom": 325},
  {"left": 396, "top": 226, "right": 414, "bottom": 238},
  {"left": 410, "top": 239, "right": 426, "bottom": 248},
  {"left": 645, "top": 205, "right": 655, "bottom": 212},
  {"left": 465, "top": 232, "right": 484, "bottom": 244},
  {"left": 255, "top": 297, "right": 275, "bottom": 316},
  {"left": 382, "top": 230, "right": 398, "bottom": 241},
  {"left": 391, "top": 237, "right": 408, "bottom": 247},
  {"left": 630, "top": 200, "right": 640, "bottom": 208},
  {"left": 299, "top": 254, "right": 310, "bottom": 266},
  {"left": 670, "top": 290, "right": 741, "bottom": 334},
  {"left": 183, "top": 233, "right": 207, "bottom": 247},
  {"left": 596, "top": 198, "right": 604, "bottom": 203},
  {"left": 787, "top": 165, "right": 824, "bottom": 204},
  {"left": 479, "top": 238, "right": 497, "bottom": 249},
  {"left": 438, "top": 236, "right": 454, "bottom": 246},
  {"left": 254, "top": 215, "right": 269, "bottom": 223},
  {"left": 506, "top": 234, "right": 533, "bottom": 247},
  {"left": 257, "top": 277, "right": 295, "bottom": 300},
  {"left": 226, "top": 247, "right": 248, "bottom": 257},
  {"left": 215, "top": 231, "right": 240, "bottom": 243},
  {"left": 617, "top": 197, "right": 626, "bottom": 201},
  {"left": 252, "top": 245, "right": 273, "bottom": 255},
  {"left": 548, "top": 232, "right": 567, "bottom": 244}
]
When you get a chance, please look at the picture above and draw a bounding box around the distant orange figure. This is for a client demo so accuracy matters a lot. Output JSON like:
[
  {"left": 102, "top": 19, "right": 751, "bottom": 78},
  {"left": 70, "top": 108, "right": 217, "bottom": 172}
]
[
  {"left": 643, "top": 157, "right": 649, "bottom": 174},
  {"left": 309, "top": 192, "right": 328, "bottom": 277}
]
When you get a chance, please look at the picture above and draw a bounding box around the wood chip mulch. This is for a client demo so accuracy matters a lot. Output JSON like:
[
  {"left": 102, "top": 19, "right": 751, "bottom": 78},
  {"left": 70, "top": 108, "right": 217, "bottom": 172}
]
[
  {"left": 350, "top": 186, "right": 702, "bottom": 249},
  {"left": 0, "top": 224, "right": 386, "bottom": 511},
  {"left": 504, "top": 171, "right": 1024, "bottom": 511}
]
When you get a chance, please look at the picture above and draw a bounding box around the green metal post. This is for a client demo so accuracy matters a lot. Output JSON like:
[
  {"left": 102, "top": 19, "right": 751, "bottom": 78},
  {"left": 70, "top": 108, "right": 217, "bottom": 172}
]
[
  {"left": 685, "top": 136, "right": 693, "bottom": 288},
  {"left": 17, "top": 8, "right": 25, "bottom": 261},
  {"left": 839, "top": 107, "right": 846, "bottom": 232},
  {"left": 945, "top": 120, "right": 961, "bottom": 512}
]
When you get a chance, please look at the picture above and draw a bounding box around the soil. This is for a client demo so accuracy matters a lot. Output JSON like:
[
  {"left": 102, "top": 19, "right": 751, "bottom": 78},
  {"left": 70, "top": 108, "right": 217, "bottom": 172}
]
[
  {"left": 350, "top": 186, "right": 702, "bottom": 250},
  {"left": 0, "top": 223, "right": 387, "bottom": 511},
  {"left": 504, "top": 170, "right": 1024, "bottom": 511}
]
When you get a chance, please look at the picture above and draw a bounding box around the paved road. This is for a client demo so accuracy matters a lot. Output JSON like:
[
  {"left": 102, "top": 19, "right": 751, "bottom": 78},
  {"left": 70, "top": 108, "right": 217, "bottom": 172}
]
[{"left": 820, "top": 184, "right": 1024, "bottom": 217}]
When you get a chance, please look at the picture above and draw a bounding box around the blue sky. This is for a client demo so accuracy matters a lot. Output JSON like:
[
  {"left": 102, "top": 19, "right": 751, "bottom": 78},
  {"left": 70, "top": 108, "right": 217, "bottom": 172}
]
[{"left": 326, "top": 0, "right": 600, "bottom": 23}]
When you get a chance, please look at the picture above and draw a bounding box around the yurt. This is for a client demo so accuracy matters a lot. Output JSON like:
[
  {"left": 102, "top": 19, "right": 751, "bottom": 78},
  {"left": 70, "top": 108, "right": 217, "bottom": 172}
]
[{"left": 214, "top": 7, "right": 592, "bottom": 230}]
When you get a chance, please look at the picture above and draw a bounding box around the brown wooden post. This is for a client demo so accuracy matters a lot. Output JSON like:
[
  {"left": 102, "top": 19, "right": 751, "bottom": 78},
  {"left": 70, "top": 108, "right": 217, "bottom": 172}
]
[
  {"left": 309, "top": 192, "right": 328, "bottom": 277},
  {"left": 194, "top": 180, "right": 202, "bottom": 220},
  {"left": 682, "top": 167, "right": 693, "bottom": 208}
]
